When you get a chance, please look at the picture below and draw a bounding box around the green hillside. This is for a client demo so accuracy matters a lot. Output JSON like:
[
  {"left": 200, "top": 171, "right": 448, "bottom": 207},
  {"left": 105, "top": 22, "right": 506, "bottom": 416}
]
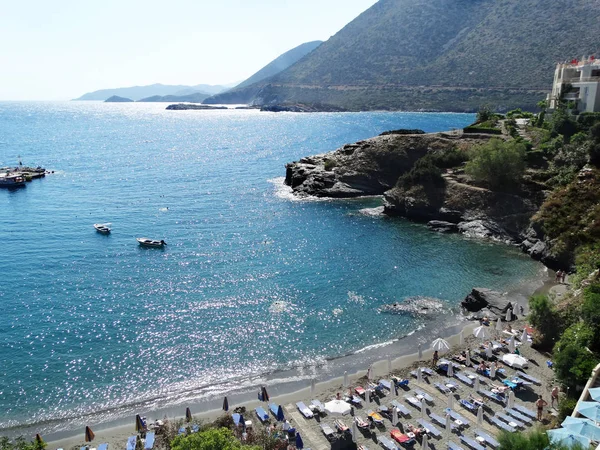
[{"left": 207, "top": 0, "right": 600, "bottom": 111}]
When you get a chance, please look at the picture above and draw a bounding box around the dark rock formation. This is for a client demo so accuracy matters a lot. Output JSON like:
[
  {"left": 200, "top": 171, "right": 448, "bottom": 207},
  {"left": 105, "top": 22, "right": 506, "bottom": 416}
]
[
  {"left": 427, "top": 220, "right": 458, "bottom": 233},
  {"left": 105, "top": 95, "right": 133, "bottom": 102},
  {"left": 165, "top": 104, "right": 228, "bottom": 110},
  {"left": 462, "top": 288, "right": 514, "bottom": 321},
  {"left": 261, "top": 103, "right": 347, "bottom": 113},
  {"left": 379, "top": 129, "right": 425, "bottom": 136}
]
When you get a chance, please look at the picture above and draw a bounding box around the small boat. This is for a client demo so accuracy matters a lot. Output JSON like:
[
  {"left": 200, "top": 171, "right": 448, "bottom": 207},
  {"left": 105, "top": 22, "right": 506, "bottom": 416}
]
[
  {"left": 94, "top": 223, "right": 111, "bottom": 234},
  {"left": 137, "top": 238, "right": 166, "bottom": 248},
  {"left": 0, "top": 172, "right": 26, "bottom": 188}
]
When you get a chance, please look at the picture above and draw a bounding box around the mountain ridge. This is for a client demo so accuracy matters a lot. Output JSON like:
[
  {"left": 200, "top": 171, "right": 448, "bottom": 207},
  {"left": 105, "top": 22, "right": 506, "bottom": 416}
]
[{"left": 75, "top": 83, "right": 229, "bottom": 101}]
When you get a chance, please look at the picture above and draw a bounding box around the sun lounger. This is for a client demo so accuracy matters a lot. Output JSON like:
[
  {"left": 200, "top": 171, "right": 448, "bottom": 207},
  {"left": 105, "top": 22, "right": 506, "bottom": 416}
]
[
  {"left": 269, "top": 403, "right": 279, "bottom": 416},
  {"left": 191, "top": 425, "right": 199, "bottom": 433},
  {"left": 98, "top": 444, "right": 108, "bottom": 450},
  {"left": 415, "top": 389, "right": 434, "bottom": 403},
  {"left": 445, "top": 379, "right": 460, "bottom": 390},
  {"left": 255, "top": 407, "right": 269, "bottom": 422},
  {"left": 355, "top": 386, "right": 366, "bottom": 397},
  {"left": 391, "top": 399, "right": 411, "bottom": 416},
  {"left": 434, "top": 382, "right": 452, "bottom": 394},
  {"left": 347, "top": 394, "right": 362, "bottom": 406},
  {"left": 392, "top": 377, "right": 409, "bottom": 387},
  {"left": 311, "top": 399, "right": 325, "bottom": 414},
  {"left": 505, "top": 408, "right": 532, "bottom": 424},
  {"left": 417, "top": 418, "right": 441, "bottom": 437},
  {"left": 355, "top": 416, "right": 370, "bottom": 428},
  {"left": 334, "top": 419, "right": 349, "bottom": 432},
  {"left": 404, "top": 395, "right": 421, "bottom": 409},
  {"left": 358, "top": 446, "right": 370, "bottom": 450},
  {"left": 143, "top": 432, "right": 154, "bottom": 450},
  {"left": 448, "top": 442, "right": 465, "bottom": 450},
  {"left": 460, "top": 436, "right": 486, "bottom": 450},
  {"left": 367, "top": 409, "right": 384, "bottom": 424},
  {"left": 460, "top": 399, "right": 477, "bottom": 413},
  {"left": 516, "top": 371, "right": 541, "bottom": 384},
  {"left": 379, "top": 379, "right": 392, "bottom": 390},
  {"left": 80, "top": 446, "right": 87, "bottom": 450},
  {"left": 496, "top": 412, "right": 524, "bottom": 428},
  {"left": 320, "top": 422, "right": 335, "bottom": 439},
  {"left": 479, "top": 389, "right": 505, "bottom": 404},
  {"left": 422, "top": 367, "right": 434, "bottom": 376},
  {"left": 513, "top": 404, "right": 536, "bottom": 418},
  {"left": 429, "top": 412, "right": 449, "bottom": 428},
  {"left": 232, "top": 413, "right": 242, "bottom": 426},
  {"left": 390, "top": 429, "right": 415, "bottom": 445},
  {"left": 474, "top": 429, "right": 499, "bottom": 448},
  {"left": 490, "top": 415, "right": 515, "bottom": 432},
  {"left": 448, "top": 409, "right": 470, "bottom": 426},
  {"left": 377, "top": 435, "right": 399, "bottom": 450},
  {"left": 126, "top": 436, "right": 137, "bottom": 450},
  {"left": 296, "top": 401, "right": 314, "bottom": 418},
  {"left": 455, "top": 373, "right": 474, "bottom": 386}
]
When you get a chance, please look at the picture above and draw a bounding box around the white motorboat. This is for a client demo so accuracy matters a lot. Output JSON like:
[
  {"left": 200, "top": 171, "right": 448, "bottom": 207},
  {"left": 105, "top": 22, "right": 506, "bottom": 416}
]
[
  {"left": 137, "top": 238, "right": 166, "bottom": 248},
  {"left": 94, "top": 223, "right": 111, "bottom": 234}
]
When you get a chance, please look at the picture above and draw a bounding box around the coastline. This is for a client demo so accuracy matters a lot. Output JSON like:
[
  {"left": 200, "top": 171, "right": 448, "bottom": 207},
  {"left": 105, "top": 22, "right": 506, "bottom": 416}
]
[{"left": 44, "top": 267, "right": 551, "bottom": 450}]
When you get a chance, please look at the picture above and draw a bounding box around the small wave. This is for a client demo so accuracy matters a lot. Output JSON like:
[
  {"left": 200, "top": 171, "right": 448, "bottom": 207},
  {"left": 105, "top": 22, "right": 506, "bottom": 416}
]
[
  {"left": 269, "top": 300, "right": 292, "bottom": 313},
  {"left": 354, "top": 339, "right": 396, "bottom": 354},
  {"left": 332, "top": 308, "right": 343, "bottom": 315},
  {"left": 266, "top": 177, "right": 333, "bottom": 203},
  {"left": 347, "top": 291, "right": 365, "bottom": 305},
  {"left": 358, "top": 206, "right": 385, "bottom": 217}
]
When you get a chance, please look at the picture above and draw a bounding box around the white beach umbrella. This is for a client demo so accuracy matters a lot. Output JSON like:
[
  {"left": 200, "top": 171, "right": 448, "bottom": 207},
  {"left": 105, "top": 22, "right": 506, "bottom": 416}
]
[
  {"left": 388, "top": 357, "right": 393, "bottom": 374},
  {"left": 324, "top": 399, "right": 351, "bottom": 416},
  {"left": 391, "top": 382, "right": 397, "bottom": 398},
  {"left": 490, "top": 364, "right": 496, "bottom": 379},
  {"left": 513, "top": 302, "right": 519, "bottom": 317},
  {"left": 507, "top": 390, "right": 515, "bottom": 409},
  {"left": 421, "top": 433, "right": 429, "bottom": 450},
  {"left": 477, "top": 406, "right": 484, "bottom": 426},
  {"left": 459, "top": 330, "right": 464, "bottom": 345},
  {"left": 474, "top": 377, "right": 480, "bottom": 392},
  {"left": 431, "top": 338, "right": 451, "bottom": 353},
  {"left": 486, "top": 344, "right": 493, "bottom": 359},
  {"left": 447, "top": 393, "right": 454, "bottom": 409},
  {"left": 417, "top": 367, "right": 423, "bottom": 383},
  {"left": 508, "top": 337, "right": 516, "bottom": 353},
  {"left": 466, "top": 350, "right": 471, "bottom": 367},
  {"left": 447, "top": 362, "right": 454, "bottom": 378},
  {"left": 392, "top": 407, "right": 398, "bottom": 426},
  {"left": 418, "top": 344, "right": 423, "bottom": 359},
  {"left": 505, "top": 308, "right": 512, "bottom": 322},
  {"left": 344, "top": 371, "right": 349, "bottom": 387},
  {"left": 495, "top": 318, "right": 503, "bottom": 332},
  {"left": 445, "top": 414, "right": 452, "bottom": 437},
  {"left": 367, "top": 365, "right": 373, "bottom": 381},
  {"left": 365, "top": 388, "right": 371, "bottom": 405},
  {"left": 473, "top": 326, "right": 489, "bottom": 340},
  {"left": 420, "top": 399, "right": 426, "bottom": 418},
  {"left": 520, "top": 329, "right": 528, "bottom": 343},
  {"left": 351, "top": 420, "right": 358, "bottom": 443},
  {"left": 310, "top": 379, "right": 316, "bottom": 396},
  {"left": 502, "top": 354, "right": 528, "bottom": 369}
]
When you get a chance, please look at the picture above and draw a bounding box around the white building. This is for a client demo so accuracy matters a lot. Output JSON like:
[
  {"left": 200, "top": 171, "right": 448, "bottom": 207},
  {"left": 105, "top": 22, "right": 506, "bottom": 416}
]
[{"left": 548, "top": 56, "right": 600, "bottom": 113}]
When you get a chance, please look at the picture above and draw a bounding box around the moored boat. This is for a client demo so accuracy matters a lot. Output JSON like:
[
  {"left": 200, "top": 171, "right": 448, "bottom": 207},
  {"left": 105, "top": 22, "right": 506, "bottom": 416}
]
[
  {"left": 94, "top": 223, "right": 111, "bottom": 234},
  {"left": 137, "top": 238, "right": 166, "bottom": 248},
  {"left": 0, "top": 173, "right": 26, "bottom": 188}
]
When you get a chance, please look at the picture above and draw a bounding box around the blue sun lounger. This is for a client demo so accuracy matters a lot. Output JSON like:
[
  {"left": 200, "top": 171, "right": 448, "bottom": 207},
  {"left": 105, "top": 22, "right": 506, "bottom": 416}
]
[
  {"left": 474, "top": 429, "right": 499, "bottom": 448},
  {"left": 98, "top": 444, "right": 108, "bottom": 450},
  {"left": 460, "top": 399, "right": 477, "bottom": 413},
  {"left": 232, "top": 413, "right": 242, "bottom": 426},
  {"left": 513, "top": 404, "right": 536, "bottom": 418},
  {"left": 414, "top": 389, "right": 434, "bottom": 403},
  {"left": 516, "top": 371, "right": 541, "bottom": 384},
  {"left": 448, "top": 442, "right": 465, "bottom": 450},
  {"left": 178, "top": 427, "right": 185, "bottom": 435},
  {"left": 479, "top": 389, "right": 505, "bottom": 404},
  {"left": 460, "top": 436, "right": 486, "bottom": 450},
  {"left": 144, "top": 433, "right": 155, "bottom": 450},
  {"left": 416, "top": 418, "right": 441, "bottom": 438},
  {"left": 490, "top": 415, "right": 515, "bottom": 432},
  {"left": 255, "top": 407, "right": 269, "bottom": 422},
  {"left": 505, "top": 408, "right": 532, "bottom": 424},
  {"left": 391, "top": 399, "right": 411, "bottom": 416},
  {"left": 434, "top": 382, "right": 452, "bottom": 394},
  {"left": 448, "top": 409, "right": 470, "bottom": 426},
  {"left": 496, "top": 412, "right": 524, "bottom": 428},
  {"left": 269, "top": 403, "right": 279, "bottom": 416},
  {"left": 393, "top": 377, "right": 409, "bottom": 387},
  {"left": 379, "top": 379, "right": 392, "bottom": 390},
  {"left": 296, "top": 401, "right": 314, "bottom": 418},
  {"left": 429, "top": 412, "right": 450, "bottom": 428},
  {"left": 127, "top": 436, "right": 137, "bottom": 450},
  {"left": 455, "top": 373, "right": 474, "bottom": 387}
]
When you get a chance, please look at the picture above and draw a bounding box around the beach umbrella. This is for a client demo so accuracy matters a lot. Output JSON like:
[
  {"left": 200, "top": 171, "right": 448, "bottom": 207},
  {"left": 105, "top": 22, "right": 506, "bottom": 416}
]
[
  {"left": 431, "top": 338, "right": 450, "bottom": 353},
  {"left": 563, "top": 420, "right": 600, "bottom": 441},
  {"left": 420, "top": 399, "right": 426, "bottom": 418},
  {"left": 421, "top": 433, "right": 429, "bottom": 450},
  {"left": 562, "top": 416, "right": 597, "bottom": 428},
  {"left": 185, "top": 407, "right": 192, "bottom": 422},
  {"left": 466, "top": 351, "right": 471, "bottom": 367},
  {"left": 445, "top": 414, "right": 452, "bottom": 437},
  {"left": 295, "top": 432, "right": 304, "bottom": 449},
  {"left": 513, "top": 302, "right": 519, "bottom": 317},
  {"left": 507, "top": 390, "right": 515, "bottom": 409},
  {"left": 417, "top": 367, "right": 423, "bottom": 383},
  {"left": 495, "top": 318, "right": 503, "bottom": 332},
  {"left": 477, "top": 406, "right": 483, "bottom": 426},
  {"left": 261, "top": 386, "right": 269, "bottom": 402},
  {"left": 485, "top": 344, "right": 493, "bottom": 360},
  {"left": 577, "top": 402, "right": 600, "bottom": 422},
  {"left": 547, "top": 429, "right": 591, "bottom": 448},
  {"left": 473, "top": 326, "right": 488, "bottom": 340},
  {"left": 324, "top": 399, "right": 351, "bottom": 416},
  {"left": 352, "top": 421, "right": 359, "bottom": 443},
  {"left": 505, "top": 308, "right": 512, "bottom": 322},
  {"left": 35, "top": 434, "right": 43, "bottom": 446},
  {"left": 447, "top": 394, "right": 454, "bottom": 409},
  {"left": 490, "top": 364, "right": 496, "bottom": 379},
  {"left": 520, "top": 329, "right": 528, "bottom": 343},
  {"left": 474, "top": 377, "right": 480, "bottom": 392},
  {"left": 388, "top": 357, "right": 393, "bottom": 373},
  {"left": 502, "top": 354, "right": 528, "bottom": 369},
  {"left": 310, "top": 379, "right": 316, "bottom": 396},
  {"left": 447, "top": 362, "right": 454, "bottom": 378},
  {"left": 589, "top": 387, "right": 600, "bottom": 402},
  {"left": 418, "top": 344, "right": 423, "bottom": 359},
  {"left": 365, "top": 388, "right": 371, "bottom": 405},
  {"left": 239, "top": 414, "right": 245, "bottom": 429},
  {"left": 508, "top": 337, "right": 516, "bottom": 353},
  {"left": 85, "top": 426, "right": 95, "bottom": 442},
  {"left": 276, "top": 405, "right": 285, "bottom": 422},
  {"left": 392, "top": 407, "right": 398, "bottom": 426},
  {"left": 344, "top": 371, "right": 349, "bottom": 387},
  {"left": 135, "top": 414, "right": 145, "bottom": 432},
  {"left": 367, "top": 365, "right": 373, "bottom": 381},
  {"left": 222, "top": 396, "right": 229, "bottom": 412},
  {"left": 459, "top": 330, "right": 464, "bottom": 345}
]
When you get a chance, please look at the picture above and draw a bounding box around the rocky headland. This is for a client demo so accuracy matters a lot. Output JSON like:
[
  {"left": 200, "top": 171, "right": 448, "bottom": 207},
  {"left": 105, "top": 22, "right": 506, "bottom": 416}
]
[
  {"left": 284, "top": 129, "right": 567, "bottom": 269},
  {"left": 165, "top": 104, "right": 228, "bottom": 111},
  {"left": 105, "top": 95, "right": 134, "bottom": 102}
]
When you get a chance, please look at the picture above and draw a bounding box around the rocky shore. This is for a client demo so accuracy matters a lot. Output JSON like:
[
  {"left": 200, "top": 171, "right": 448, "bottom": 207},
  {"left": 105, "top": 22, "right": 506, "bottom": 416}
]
[
  {"left": 165, "top": 104, "right": 228, "bottom": 110},
  {"left": 284, "top": 130, "right": 565, "bottom": 269}
]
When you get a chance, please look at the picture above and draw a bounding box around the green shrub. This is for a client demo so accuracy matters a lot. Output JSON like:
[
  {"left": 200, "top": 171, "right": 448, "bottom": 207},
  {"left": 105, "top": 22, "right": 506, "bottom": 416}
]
[
  {"left": 573, "top": 244, "right": 600, "bottom": 287},
  {"left": 582, "top": 283, "right": 600, "bottom": 352},
  {"left": 464, "top": 138, "right": 526, "bottom": 190},
  {"left": 323, "top": 159, "right": 337, "bottom": 171},
  {"left": 550, "top": 108, "right": 578, "bottom": 142},
  {"left": 398, "top": 156, "right": 444, "bottom": 187},
  {"left": 553, "top": 322, "right": 598, "bottom": 391},
  {"left": 576, "top": 112, "right": 600, "bottom": 131},
  {"left": 558, "top": 397, "right": 578, "bottom": 422},
  {"left": 497, "top": 427, "right": 584, "bottom": 450},
  {"left": 528, "top": 294, "right": 563, "bottom": 349},
  {"left": 476, "top": 105, "right": 494, "bottom": 123},
  {"left": 171, "top": 428, "right": 260, "bottom": 450},
  {"left": 429, "top": 148, "right": 469, "bottom": 168}
]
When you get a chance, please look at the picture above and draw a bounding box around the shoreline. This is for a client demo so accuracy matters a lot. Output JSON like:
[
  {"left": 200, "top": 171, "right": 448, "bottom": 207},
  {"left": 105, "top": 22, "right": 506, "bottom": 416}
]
[{"left": 44, "top": 268, "right": 551, "bottom": 450}]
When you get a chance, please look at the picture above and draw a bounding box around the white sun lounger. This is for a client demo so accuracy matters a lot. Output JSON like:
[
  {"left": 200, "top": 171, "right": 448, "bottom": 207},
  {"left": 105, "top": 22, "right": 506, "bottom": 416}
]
[
  {"left": 296, "top": 401, "right": 314, "bottom": 418},
  {"left": 429, "top": 412, "right": 450, "bottom": 428},
  {"left": 404, "top": 396, "right": 421, "bottom": 409},
  {"left": 505, "top": 408, "right": 532, "bottom": 424},
  {"left": 474, "top": 429, "right": 499, "bottom": 448},
  {"left": 455, "top": 373, "right": 474, "bottom": 386},
  {"left": 416, "top": 418, "right": 441, "bottom": 437},
  {"left": 434, "top": 382, "right": 452, "bottom": 394},
  {"left": 320, "top": 422, "right": 335, "bottom": 439},
  {"left": 496, "top": 412, "right": 524, "bottom": 428},
  {"left": 126, "top": 437, "right": 137, "bottom": 450},
  {"left": 391, "top": 399, "right": 411, "bottom": 416},
  {"left": 513, "top": 404, "right": 536, "bottom": 418},
  {"left": 490, "top": 415, "right": 515, "bottom": 432},
  {"left": 377, "top": 435, "right": 398, "bottom": 450},
  {"left": 448, "top": 442, "right": 465, "bottom": 450},
  {"left": 448, "top": 409, "right": 470, "bottom": 426},
  {"left": 460, "top": 436, "right": 486, "bottom": 450},
  {"left": 415, "top": 389, "right": 434, "bottom": 403},
  {"left": 516, "top": 371, "right": 541, "bottom": 384},
  {"left": 144, "top": 433, "right": 155, "bottom": 450},
  {"left": 311, "top": 399, "right": 325, "bottom": 414}
]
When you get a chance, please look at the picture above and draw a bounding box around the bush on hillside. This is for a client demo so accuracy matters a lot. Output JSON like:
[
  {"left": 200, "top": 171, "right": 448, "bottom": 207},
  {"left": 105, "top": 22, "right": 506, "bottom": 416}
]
[
  {"left": 553, "top": 339, "right": 597, "bottom": 391},
  {"left": 497, "top": 427, "right": 584, "bottom": 450},
  {"left": 582, "top": 283, "right": 600, "bottom": 352},
  {"left": 528, "top": 294, "right": 562, "bottom": 350},
  {"left": 171, "top": 428, "right": 260, "bottom": 450},
  {"left": 0, "top": 437, "right": 46, "bottom": 450},
  {"left": 398, "top": 156, "right": 444, "bottom": 188},
  {"left": 558, "top": 397, "right": 578, "bottom": 422},
  {"left": 464, "top": 138, "right": 526, "bottom": 190},
  {"left": 550, "top": 108, "right": 578, "bottom": 142}
]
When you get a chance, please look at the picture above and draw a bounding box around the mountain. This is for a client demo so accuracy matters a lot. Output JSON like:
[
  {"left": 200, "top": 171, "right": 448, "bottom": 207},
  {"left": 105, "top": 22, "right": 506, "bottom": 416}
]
[
  {"left": 137, "top": 92, "right": 209, "bottom": 103},
  {"left": 205, "top": 0, "right": 600, "bottom": 111},
  {"left": 75, "top": 83, "right": 228, "bottom": 101},
  {"left": 105, "top": 95, "right": 133, "bottom": 102}
]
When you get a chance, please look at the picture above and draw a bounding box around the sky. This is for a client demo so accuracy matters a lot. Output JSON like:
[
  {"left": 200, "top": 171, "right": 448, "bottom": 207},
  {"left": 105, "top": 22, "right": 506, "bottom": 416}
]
[{"left": 0, "top": 0, "right": 378, "bottom": 100}]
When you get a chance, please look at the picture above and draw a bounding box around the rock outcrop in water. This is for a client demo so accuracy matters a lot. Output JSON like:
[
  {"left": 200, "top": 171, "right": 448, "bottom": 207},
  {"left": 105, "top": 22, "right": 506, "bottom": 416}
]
[
  {"left": 461, "top": 288, "right": 515, "bottom": 321},
  {"left": 379, "top": 296, "right": 446, "bottom": 317}
]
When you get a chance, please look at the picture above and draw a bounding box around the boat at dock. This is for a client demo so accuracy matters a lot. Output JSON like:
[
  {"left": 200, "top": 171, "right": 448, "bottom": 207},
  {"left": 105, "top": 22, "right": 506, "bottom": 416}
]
[
  {"left": 0, "top": 172, "right": 26, "bottom": 188},
  {"left": 137, "top": 238, "right": 166, "bottom": 248},
  {"left": 94, "top": 223, "right": 111, "bottom": 234}
]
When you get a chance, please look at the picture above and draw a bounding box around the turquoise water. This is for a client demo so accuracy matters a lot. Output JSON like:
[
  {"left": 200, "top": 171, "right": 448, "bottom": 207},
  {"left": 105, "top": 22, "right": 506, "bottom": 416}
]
[{"left": 0, "top": 102, "right": 541, "bottom": 434}]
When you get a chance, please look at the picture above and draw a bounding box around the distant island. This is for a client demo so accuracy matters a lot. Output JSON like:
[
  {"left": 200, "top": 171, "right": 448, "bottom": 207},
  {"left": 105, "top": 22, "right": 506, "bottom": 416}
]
[
  {"left": 137, "top": 93, "right": 209, "bottom": 103},
  {"left": 165, "top": 104, "right": 228, "bottom": 110},
  {"left": 105, "top": 95, "right": 134, "bottom": 103},
  {"left": 74, "top": 83, "right": 231, "bottom": 102}
]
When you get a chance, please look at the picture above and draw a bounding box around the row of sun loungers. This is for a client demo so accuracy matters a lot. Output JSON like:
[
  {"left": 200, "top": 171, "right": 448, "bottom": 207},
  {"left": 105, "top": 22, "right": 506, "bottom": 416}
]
[
  {"left": 474, "top": 429, "right": 499, "bottom": 448},
  {"left": 460, "top": 435, "right": 486, "bottom": 450},
  {"left": 448, "top": 442, "right": 466, "bottom": 450},
  {"left": 505, "top": 408, "right": 532, "bottom": 424},
  {"left": 496, "top": 412, "right": 524, "bottom": 429},
  {"left": 513, "top": 404, "right": 536, "bottom": 418},
  {"left": 416, "top": 418, "right": 441, "bottom": 437},
  {"left": 489, "top": 415, "right": 515, "bottom": 432},
  {"left": 414, "top": 388, "right": 434, "bottom": 403}
]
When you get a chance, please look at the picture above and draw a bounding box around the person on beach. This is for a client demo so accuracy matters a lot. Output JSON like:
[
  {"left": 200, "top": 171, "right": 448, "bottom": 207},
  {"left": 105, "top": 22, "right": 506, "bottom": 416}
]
[
  {"left": 561, "top": 271, "right": 567, "bottom": 283},
  {"left": 556, "top": 270, "right": 562, "bottom": 283},
  {"left": 551, "top": 386, "right": 560, "bottom": 408},
  {"left": 536, "top": 395, "right": 548, "bottom": 421},
  {"left": 432, "top": 350, "right": 439, "bottom": 366}
]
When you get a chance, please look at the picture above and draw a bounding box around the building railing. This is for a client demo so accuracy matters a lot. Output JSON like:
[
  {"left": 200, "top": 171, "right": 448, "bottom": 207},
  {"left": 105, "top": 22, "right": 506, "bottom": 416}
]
[{"left": 562, "top": 76, "right": 600, "bottom": 83}]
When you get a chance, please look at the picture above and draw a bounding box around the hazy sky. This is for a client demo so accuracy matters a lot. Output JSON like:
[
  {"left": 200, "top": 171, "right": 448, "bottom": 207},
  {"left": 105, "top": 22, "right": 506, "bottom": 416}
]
[{"left": 0, "top": 0, "right": 378, "bottom": 100}]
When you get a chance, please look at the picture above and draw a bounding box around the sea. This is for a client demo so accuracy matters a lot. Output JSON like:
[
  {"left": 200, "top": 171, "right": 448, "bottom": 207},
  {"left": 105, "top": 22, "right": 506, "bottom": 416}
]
[{"left": 0, "top": 102, "right": 544, "bottom": 437}]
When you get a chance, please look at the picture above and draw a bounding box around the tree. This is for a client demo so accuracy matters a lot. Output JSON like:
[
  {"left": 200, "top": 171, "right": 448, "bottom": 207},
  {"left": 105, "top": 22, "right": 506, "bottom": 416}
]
[
  {"left": 550, "top": 107, "right": 578, "bottom": 142},
  {"left": 465, "top": 138, "right": 526, "bottom": 190},
  {"left": 553, "top": 322, "right": 598, "bottom": 391},
  {"left": 498, "top": 428, "right": 585, "bottom": 450},
  {"left": 171, "top": 428, "right": 260, "bottom": 450},
  {"left": 476, "top": 105, "right": 493, "bottom": 123},
  {"left": 537, "top": 100, "right": 548, "bottom": 111},
  {"left": 582, "top": 283, "right": 600, "bottom": 351},
  {"left": 528, "top": 294, "right": 562, "bottom": 349}
]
